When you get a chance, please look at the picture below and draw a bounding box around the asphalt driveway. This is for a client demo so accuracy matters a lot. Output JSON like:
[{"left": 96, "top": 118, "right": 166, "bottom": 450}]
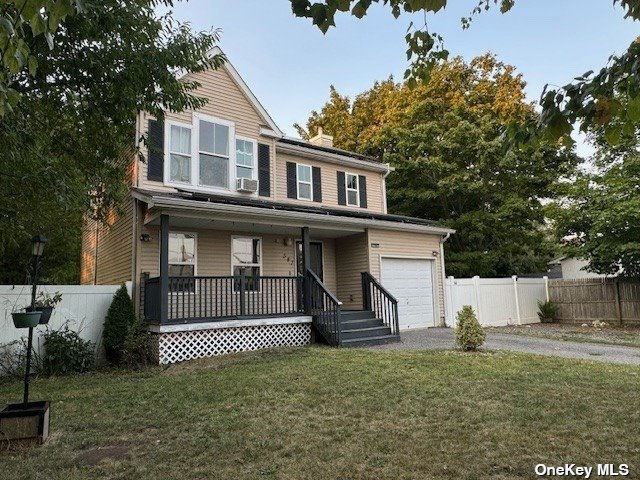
[{"left": 373, "top": 328, "right": 640, "bottom": 365}]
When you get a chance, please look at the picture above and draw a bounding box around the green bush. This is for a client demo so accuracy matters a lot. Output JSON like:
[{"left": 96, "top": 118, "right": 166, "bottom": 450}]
[
  {"left": 537, "top": 300, "right": 558, "bottom": 323},
  {"left": 41, "top": 327, "right": 94, "bottom": 376},
  {"left": 103, "top": 284, "right": 136, "bottom": 364},
  {"left": 455, "top": 305, "right": 485, "bottom": 351},
  {"left": 122, "top": 324, "right": 155, "bottom": 368}
]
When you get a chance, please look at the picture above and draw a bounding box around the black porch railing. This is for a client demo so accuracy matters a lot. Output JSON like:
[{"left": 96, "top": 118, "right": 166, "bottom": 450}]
[
  {"left": 144, "top": 275, "right": 304, "bottom": 323},
  {"left": 307, "top": 269, "right": 342, "bottom": 346},
  {"left": 362, "top": 272, "right": 400, "bottom": 336}
]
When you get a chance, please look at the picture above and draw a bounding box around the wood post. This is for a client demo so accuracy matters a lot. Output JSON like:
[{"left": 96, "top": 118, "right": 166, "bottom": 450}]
[
  {"left": 159, "top": 214, "right": 169, "bottom": 324},
  {"left": 301, "top": 227, "right": 311, "bottom": 313}
]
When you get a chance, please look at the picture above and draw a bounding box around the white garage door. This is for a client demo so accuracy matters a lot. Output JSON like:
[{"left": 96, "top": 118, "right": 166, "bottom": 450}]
[{"left": 380, "top": 258, "right": 435, "bottom": 329}]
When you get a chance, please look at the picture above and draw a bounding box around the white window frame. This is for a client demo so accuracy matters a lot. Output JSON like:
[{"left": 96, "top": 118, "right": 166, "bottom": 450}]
[
  {"left": 235, "top": 135, "right": 258, "bottom": 184},
  {"left": 345, "top": 172, "right": 360, "bottom": 207},
  {"left": 296, "top": 163, "right": 313, "bottom": 201},
  {"left": 230, "top": 236, "right": 263, "bottom": 292},
  {"left": 195, "top": 113, "right": 235, "bottom": 192},
  {"left": 165, "top": 120, "right": 193, "bottom": 186},
  {"left": 167, "top": 231, "right": 198, "bottom": 294}
]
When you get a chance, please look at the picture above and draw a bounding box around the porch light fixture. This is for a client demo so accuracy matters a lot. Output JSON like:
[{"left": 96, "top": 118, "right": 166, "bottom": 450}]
[
  {"left": 284, "top": 237, "right": 293, "bottom": 247},
  {"left": 140, "top": 233, "right": 151, "bottom": 243},
  {"left": 432, "top": 251, "right": 439, "bottom": 257}
]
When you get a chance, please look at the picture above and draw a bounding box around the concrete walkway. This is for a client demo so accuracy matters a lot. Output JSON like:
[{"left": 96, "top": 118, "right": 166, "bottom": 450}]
[{"left": 373, "top": 328, "right": 640, "bottom": 366}]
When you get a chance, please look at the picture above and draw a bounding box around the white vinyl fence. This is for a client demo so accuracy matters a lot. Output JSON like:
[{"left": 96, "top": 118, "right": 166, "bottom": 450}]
[
  {"left": 445, "top": 276, "right": 549, "bottom": 327},
  {"left": 0, "top": 283, "right": 130, "bottom": 361}
]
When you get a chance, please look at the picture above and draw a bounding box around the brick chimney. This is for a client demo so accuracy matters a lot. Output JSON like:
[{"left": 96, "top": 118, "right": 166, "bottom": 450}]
[{"left": 309, "top": 127, "right": 334, "bottom": 148}]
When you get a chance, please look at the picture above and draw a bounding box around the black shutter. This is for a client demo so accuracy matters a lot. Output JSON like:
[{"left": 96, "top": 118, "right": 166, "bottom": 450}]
[
  {"left": 258, "top": 143, "right": 270, "bottom": 197},
  {"left": 358, "top": 175, "right": 368, "bottom": 208},
  {"left": 147, "top": 119, "right": 164, "bottom": 181},
  {"left": 337, "top": 171, "right": 346, "bottom": 205},
  {"left": 286, "top": 162, "right": 297, "bottom": 199},
  {"left": 312, "top": 166, "right": 322, "bottom": 202}
]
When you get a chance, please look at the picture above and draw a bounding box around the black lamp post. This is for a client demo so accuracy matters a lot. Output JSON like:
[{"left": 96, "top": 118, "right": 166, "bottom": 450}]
[{"left": 23, "top": 235, "right": 48, "bottom": 407}]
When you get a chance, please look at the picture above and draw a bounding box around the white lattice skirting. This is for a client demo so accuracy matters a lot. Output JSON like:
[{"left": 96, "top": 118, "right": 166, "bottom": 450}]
[{"left": 155, "top": 323, "right": 312, "bottom": 364}]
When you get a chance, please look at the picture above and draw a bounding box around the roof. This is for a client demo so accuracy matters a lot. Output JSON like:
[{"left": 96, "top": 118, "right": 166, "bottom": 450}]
[
  {"left": 277, "top": 137, "right": 383, "bottom": 165},
  {"left": 132, "top": 188, "right": 454, "bottom": 234}
]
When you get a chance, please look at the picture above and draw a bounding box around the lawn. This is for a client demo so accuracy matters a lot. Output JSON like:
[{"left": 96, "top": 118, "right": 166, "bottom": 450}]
[{"left": 0, "top": 347, "right": 639, "bottom": 480}]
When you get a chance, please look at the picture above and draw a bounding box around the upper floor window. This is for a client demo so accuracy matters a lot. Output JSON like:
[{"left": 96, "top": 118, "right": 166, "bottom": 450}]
[
  {"left": 236, "top": 138, "right": 256, "bottom": 179},
  {"left": 297, "top": 163, "right": 312, "bottom": 201},
  {"left": 199, "top": 119, "right": 229, "bottom": 189},
  {"left": 345, "top": 173, "right": 360, "bottom": 206},
  {"left": 169, "top": 125, "right": 192, "bottom": 184}
]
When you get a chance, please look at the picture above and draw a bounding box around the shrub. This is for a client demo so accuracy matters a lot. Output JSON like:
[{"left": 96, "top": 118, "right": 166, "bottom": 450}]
[
  {"left": 455, "top": 305, "right": 485, "bottom": 351},
  {"left": 41, "top": 327, "right": 95, "bottom": 376},
  {"left": 103, "top": 284, "right": 136, "bottom": 364},
  {"left": 537, "top": 300, "right": 558, "bottom": 323},
  {"left": 122, "top": 324, "right": 155, "bottom": 368}
]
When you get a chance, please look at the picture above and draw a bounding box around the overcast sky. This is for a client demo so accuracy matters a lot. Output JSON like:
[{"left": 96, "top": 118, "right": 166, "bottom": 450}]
[{"left": 166, "top": 1, "right": 638, "bottom": 157}]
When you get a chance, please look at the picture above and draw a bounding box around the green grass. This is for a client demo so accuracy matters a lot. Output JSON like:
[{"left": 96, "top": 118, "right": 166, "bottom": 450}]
[{"left": 1, "top": 347, "right": 639, "bottom": 479}]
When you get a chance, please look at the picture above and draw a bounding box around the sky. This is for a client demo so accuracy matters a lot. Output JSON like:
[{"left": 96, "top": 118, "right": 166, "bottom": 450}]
[{"left": 167, "top": 1, "right": 638, "bottom": 156}]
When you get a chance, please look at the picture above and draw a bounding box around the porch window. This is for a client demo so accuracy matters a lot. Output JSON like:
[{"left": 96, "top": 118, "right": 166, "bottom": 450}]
[
  {"left": 232, "top": 237, "right": 261, "bottom": 292},
  {"left": 169, "top": 124, "right": 192, "bottom": 184},
  {"left": 235, "top": 138, "right": 255, "bottom": 179},
  {"left": 345, "top": 173, "right": 359, "bottom": 206},
  {"left": 199, "top": 119, "right": 229, "bottom": 189},
  {"left": 297, "top": 163, "right": 312, "bottom": 200},
  {"left": 168, "top": 232, "right": 196, "bottom": 292}
]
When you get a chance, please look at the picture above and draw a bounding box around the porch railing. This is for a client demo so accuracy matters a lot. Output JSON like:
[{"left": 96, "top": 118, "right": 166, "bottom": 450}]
[
  {"left": 361, "top": 272, "right": 400, "bottom": 336},
  {"left": 144, "top": 275, "right": 304, "bottom": 323},
  {"left": 307, "top": 269, "right": 342, "bottom": 346}
]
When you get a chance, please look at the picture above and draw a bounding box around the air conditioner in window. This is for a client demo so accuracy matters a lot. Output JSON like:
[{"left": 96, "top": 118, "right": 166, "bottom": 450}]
[{"left": 236, "top": 178, "right": 258, "bottom": 193}]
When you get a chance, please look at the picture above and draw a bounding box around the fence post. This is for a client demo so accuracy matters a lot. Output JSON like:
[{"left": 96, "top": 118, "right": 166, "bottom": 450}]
[
  {"left": 512, "top": 275, "right": 521, "bottom": 325},
  {"left": 543, "top": 275, "right": 549, "bottom": 302},
  {"left": 472, "top": 276, "right": 483, "bottom": 325},
  {"left": 614, "top": 279, "right": 623, "bottom": 326},
  {"left": 446, "top": 276, "right": 455, "bottom": 327}
]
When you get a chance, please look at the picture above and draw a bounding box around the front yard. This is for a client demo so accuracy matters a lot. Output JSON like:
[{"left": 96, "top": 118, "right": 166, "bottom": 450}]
[{"left": 0, "top": 347, "right": 638, "bottom": 479}]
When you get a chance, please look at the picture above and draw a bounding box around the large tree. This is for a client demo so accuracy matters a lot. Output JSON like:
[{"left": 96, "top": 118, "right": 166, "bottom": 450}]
[
  {"left": 296, "top": 55, "right": 579, "bottom": 277},
  {"left": 0, "top": 1, "right": 222, "bottom": 283},
  {"left": 289, "top": 0, "right": 640, "bottom": 145}
]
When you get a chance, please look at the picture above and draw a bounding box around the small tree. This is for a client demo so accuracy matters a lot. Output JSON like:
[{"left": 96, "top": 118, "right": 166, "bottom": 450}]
[
  {"left": 455, "top": 305, "right": 485, "bottom": 352},
  {"left": 103, "top": 284, "right": 136, "bottom": 364}
]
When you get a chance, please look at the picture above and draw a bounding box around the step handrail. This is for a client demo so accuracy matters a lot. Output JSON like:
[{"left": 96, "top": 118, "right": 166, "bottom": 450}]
[
  {"left": 361, "top": 272, "right": 400, "bottom": 336},
  {"left": 307, "top": 269, "right": 342, "bottom": 346}
]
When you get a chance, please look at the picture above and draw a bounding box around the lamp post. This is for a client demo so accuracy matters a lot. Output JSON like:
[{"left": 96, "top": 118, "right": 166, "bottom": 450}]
[{"left": 23, "top": 235, "right": 48, "bottom": 407}]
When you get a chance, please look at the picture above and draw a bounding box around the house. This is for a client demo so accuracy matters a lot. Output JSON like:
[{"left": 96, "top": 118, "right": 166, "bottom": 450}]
[
  {"left": 547, "top": 256, "right": 609, "bottom": 280},
  {"left": 80, "top": 48, "right": 454, "bottom": 364}
]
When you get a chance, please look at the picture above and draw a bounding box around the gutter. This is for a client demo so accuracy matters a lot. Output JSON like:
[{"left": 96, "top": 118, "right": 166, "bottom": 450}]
[{"left": 276, "top": 142, "right": 390, "bottom": 173}]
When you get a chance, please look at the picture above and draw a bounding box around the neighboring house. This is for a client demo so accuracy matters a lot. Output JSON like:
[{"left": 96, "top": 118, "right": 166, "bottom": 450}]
[
  {"left": 548, "top": 256, "right": 608, "bottom": 280},
  {"left": 81, "top": 48, "right": 454, "bottom": 364}
]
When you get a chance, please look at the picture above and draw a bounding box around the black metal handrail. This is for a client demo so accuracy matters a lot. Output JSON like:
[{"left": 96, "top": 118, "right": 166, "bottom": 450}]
[
  {"left": 144, "top": 275, "right": 304, "bottom": 323},
  {"left": 361, "top": 272, "right": 400, "bottom": 336},
  {"left": 307, "top": 269, "right": 342, "bottom": 346}
]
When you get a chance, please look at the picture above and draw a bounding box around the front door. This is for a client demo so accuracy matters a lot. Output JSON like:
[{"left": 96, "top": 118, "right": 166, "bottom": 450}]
[{"left": 296, "top": 241, "right": 324, "bottom": 280}]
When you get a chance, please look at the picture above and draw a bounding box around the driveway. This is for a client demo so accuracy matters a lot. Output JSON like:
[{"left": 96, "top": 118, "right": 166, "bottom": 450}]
[{"left": 373, "top": 328, "right": 640, "bottom": 365}]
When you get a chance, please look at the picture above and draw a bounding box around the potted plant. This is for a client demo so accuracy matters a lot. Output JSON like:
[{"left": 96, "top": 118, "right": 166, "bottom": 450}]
[
  {"left": 11, "top": 308, "right": 42, "bottom": 328},
  {"left": 537, "top": 300, "right": 559, "bottom": 323},
  {"left": 26, "top": 291, "right": 62, "bottom": 325}
]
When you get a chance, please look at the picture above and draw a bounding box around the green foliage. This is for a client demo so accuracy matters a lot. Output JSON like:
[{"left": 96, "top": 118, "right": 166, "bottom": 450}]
[
  {"left": 0, "top": 1, "right": 223, "bottom": 283},
  {"left": 103, "top": 284, "right": 136, "bottom": 365},
  {"left": 289, "top": 0, "right": 640, "bottom": 143},
  {"left": 122, "top": 324, "right": 155, "bottom": 368},
  {"left": 299, "top": 55, "right": 578, "bottom": 277},
  {"left": 537, "top": 300, "right": 558, "bottom": 323},
  {"left": 35, "top": 291, "right": 62, "bottom": 308},
  {"left": 41, "top": 326, "right": 95, "bottom": 376},
  {"left": 455, "top": 305, "right": 485, "bottom": 351}
]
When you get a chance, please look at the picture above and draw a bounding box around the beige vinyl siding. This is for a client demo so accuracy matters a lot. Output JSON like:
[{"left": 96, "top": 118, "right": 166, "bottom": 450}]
[
  {"left": 80, "top": 197, "right": 134, "bottom": 285},
  {"left": 275, "top": 152, "right": 385, "bottom": 213},
  {"left": 367, "top": 229, "right": 445, "bottom": 324},
  {"left": 137, "top": 65, "right": 276, "bottom": 194},
  {"left": 335, "top": 233, "right": 370, "bottom": 310},
  {"left": 138, "top": 228, "right": 337, "bottom": 293}
]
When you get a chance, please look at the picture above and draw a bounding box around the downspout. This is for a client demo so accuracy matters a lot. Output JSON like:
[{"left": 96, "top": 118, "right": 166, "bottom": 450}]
[{"left": 439, "top": 233, "right": 451, "bottom": 327}]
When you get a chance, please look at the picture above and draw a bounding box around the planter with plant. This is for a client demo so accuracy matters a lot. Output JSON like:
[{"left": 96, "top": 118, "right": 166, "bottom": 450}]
[
  {"left": 11, "top": 310, "right": 42, "bottom": 329},
  {"left": 25, "top": 292, "right": 62, "bottom": 325},
  {"left": 537, "top": 300, "right": 558, "bottom": 323}
]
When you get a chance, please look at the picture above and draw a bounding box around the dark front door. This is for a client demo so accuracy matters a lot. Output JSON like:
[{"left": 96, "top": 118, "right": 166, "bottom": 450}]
[{"left": 296, "top": 241, "right": 324, "bottom": 280}]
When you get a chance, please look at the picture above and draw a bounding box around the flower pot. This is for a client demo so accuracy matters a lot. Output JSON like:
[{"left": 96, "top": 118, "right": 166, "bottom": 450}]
[
  {"left": 25, "top": 306, "right": 53, "bottom": 325},
  {"left": 11, "top": 311, "right": 42, "bottom": 328}
]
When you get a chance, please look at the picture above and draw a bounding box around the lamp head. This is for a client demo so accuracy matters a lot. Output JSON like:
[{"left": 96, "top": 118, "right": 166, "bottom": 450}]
[{"left": 31, "top": 235, "right": 48, "bottom": 257}]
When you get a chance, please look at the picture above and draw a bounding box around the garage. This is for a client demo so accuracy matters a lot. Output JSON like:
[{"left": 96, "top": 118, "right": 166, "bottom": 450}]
[{"left": 380, "top": 257, "right": 436, "bottom": 329}]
